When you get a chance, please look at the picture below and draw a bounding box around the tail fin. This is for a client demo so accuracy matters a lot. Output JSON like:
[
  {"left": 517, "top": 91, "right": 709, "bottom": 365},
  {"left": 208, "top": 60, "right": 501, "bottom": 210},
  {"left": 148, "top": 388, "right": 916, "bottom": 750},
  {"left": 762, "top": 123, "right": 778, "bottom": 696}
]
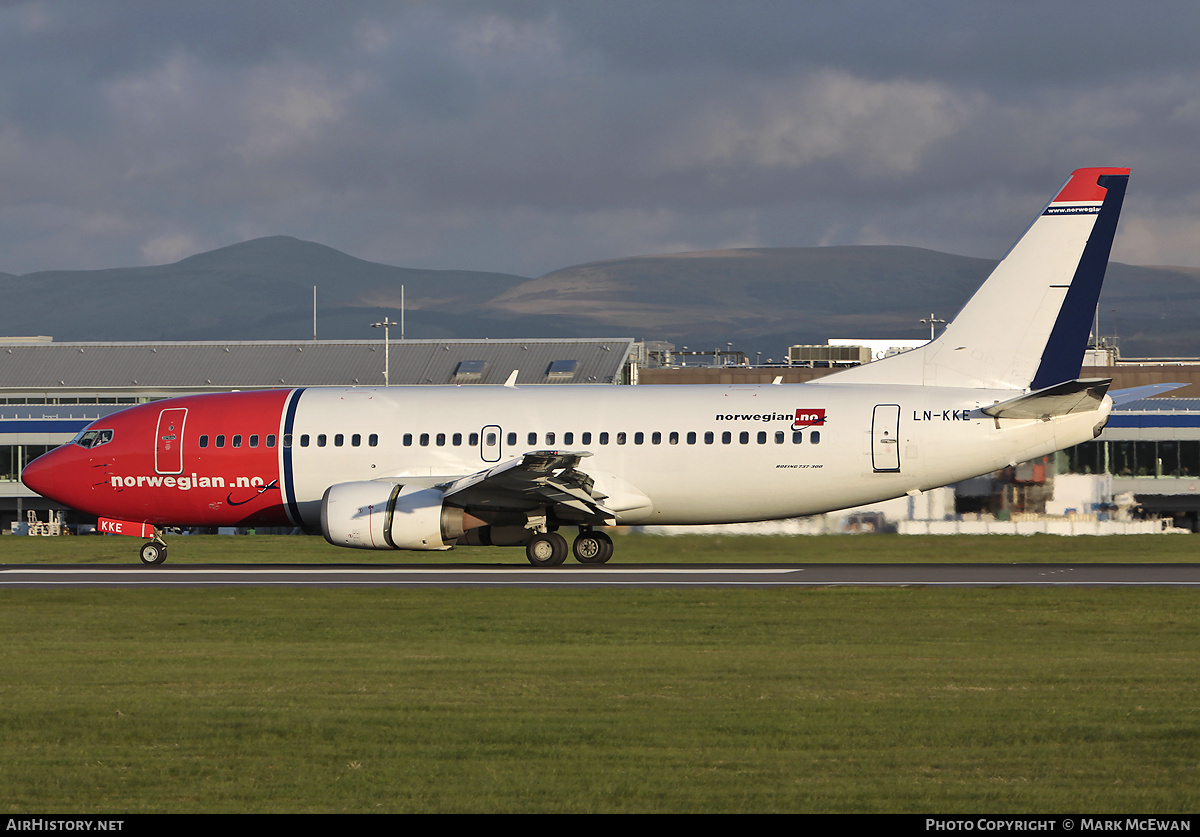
[{"left": 818, "top": 167, "right": 1130, "bottom": 390}]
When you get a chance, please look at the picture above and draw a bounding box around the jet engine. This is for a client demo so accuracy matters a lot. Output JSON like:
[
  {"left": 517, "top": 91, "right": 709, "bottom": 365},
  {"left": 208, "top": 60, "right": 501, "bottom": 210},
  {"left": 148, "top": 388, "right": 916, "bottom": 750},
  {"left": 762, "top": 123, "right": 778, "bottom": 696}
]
[{"left": 320, "top": 481, "right": 480, "bottom": 550}]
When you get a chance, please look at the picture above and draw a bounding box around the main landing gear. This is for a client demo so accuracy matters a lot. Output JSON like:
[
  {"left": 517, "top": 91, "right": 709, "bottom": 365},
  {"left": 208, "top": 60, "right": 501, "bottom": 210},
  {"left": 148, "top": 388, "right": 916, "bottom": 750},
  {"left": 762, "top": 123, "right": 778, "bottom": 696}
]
[{"left": 525, "top": 528, "right": 614, "bottom": 567}]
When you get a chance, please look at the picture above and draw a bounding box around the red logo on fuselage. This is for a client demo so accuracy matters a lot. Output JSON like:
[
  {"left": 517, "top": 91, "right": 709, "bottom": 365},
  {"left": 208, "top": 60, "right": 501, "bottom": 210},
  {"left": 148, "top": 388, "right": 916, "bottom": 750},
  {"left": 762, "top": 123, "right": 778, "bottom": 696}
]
[{"left": 793, "top": 409, "right": 826, "bottom": 429}]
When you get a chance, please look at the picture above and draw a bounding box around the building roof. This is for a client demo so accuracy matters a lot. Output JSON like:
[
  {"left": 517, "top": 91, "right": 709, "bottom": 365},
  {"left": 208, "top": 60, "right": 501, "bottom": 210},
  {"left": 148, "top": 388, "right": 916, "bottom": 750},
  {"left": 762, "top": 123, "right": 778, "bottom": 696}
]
[{"left": 0, "top": 338, "right": 636, "bottom": 390}]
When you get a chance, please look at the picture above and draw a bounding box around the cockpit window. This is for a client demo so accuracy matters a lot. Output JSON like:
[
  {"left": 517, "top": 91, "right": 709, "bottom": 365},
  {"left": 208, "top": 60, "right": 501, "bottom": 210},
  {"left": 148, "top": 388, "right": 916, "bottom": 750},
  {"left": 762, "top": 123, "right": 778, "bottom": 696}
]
[{"left": 73, "top": 429, "right": 114, "bottom": 449}]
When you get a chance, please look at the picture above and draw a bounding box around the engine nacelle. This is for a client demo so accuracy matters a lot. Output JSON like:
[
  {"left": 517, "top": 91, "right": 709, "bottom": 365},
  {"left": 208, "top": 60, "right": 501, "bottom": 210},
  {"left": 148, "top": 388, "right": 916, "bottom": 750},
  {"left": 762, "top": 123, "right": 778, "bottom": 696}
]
[{"left": 321, "top": 481, "right": 470, "bottom": 550}]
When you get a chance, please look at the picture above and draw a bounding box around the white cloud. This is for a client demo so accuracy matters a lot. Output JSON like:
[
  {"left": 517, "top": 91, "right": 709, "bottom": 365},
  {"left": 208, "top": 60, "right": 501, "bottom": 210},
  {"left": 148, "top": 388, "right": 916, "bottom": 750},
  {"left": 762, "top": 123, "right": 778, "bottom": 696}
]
[
  {"left": 660, "top": 72, "right": 974, "bottom": 177},
  {"left": 139, "top": 232, "right": 201, "bottom": 266}
]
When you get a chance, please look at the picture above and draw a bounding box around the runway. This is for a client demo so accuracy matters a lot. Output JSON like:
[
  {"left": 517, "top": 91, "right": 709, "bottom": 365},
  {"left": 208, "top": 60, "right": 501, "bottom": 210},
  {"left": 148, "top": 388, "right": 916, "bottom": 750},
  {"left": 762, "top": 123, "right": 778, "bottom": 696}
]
[{"left": 3, "top": 563, "right": 1200, "bottom": 588}]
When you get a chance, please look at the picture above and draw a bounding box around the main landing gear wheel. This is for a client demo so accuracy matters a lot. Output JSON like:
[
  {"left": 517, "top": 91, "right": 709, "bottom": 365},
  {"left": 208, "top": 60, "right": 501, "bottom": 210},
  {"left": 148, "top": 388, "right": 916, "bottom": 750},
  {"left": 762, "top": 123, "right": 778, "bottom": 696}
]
[
  {"left": 573, "top": 530, "right": 614, "bottom": 564},
  {"left": 139, "top": 541, "right": 168, "bottom": 566},
  {"left": 526, "top": 532, "right": 569, "bottom": 567}
]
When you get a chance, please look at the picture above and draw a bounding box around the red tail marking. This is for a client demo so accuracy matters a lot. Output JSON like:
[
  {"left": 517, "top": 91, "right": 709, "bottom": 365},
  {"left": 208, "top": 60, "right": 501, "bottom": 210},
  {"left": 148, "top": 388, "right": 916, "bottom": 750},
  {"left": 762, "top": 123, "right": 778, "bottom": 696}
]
[{"left": 1052, "top": 167, "right": 1132, "bottom": 203}]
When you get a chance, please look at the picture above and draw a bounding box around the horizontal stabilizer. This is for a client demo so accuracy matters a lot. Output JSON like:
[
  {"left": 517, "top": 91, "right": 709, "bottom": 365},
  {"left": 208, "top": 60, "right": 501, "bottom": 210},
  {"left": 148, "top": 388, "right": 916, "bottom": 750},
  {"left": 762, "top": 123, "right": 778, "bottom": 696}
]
[
  {"left": 981, "top": 378, "right": 1111, "bottom": 420},
  {"left": 1108, "top": 383, "right": 1189, "bottom": 406}
]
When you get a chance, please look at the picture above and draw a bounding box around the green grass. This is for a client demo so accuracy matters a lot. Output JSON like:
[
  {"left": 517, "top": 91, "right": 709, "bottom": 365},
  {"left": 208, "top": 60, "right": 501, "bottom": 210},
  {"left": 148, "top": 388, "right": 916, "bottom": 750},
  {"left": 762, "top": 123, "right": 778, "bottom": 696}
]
[
  {"left": 3, "top": 530, "right": 1199, "bottom": 564},
  {"left": 2, "top": 535, "right": 1199, "bottom": 813}
]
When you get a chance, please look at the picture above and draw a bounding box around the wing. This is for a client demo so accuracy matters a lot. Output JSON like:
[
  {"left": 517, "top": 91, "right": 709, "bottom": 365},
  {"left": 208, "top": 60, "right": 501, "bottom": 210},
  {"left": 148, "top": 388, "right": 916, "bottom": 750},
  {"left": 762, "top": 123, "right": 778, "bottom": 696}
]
[{"left": 440, "top": 450, "right": 616, "bottom": 525}]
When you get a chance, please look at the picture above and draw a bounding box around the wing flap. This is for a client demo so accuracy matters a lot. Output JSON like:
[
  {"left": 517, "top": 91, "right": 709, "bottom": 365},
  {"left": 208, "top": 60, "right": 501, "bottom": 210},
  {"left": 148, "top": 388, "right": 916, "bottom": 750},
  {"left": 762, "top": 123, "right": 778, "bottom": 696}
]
[{"left": 442, "top": 450, "right": 616, "bottom": 523}]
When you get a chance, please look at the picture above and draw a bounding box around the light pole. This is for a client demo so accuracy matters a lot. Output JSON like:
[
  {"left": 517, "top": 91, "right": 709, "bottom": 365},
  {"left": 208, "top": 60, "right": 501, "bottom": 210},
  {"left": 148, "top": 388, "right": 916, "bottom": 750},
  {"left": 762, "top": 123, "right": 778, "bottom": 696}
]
[
  {"left": 371, "top": 317, "right": 398, "bottom": 386},
  {"left": 920, "top": 313, "right": 945, "bottom": 340}
]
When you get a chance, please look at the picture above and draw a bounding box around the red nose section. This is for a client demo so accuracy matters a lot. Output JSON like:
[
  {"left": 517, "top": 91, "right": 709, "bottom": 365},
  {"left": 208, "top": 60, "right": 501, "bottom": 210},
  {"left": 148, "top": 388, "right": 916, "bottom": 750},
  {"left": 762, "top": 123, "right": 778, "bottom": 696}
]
[{"left": 21, "top": 448, "right": 63, "bottom": 500}]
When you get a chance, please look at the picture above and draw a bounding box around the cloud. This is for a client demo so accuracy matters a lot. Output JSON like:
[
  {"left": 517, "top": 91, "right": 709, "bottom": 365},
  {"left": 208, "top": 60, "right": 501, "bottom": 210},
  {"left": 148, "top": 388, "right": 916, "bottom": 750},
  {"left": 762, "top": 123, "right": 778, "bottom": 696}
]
[
  {"left": 3, "top": 1, "right": 1200, "bottom": 279},
  {"left": 139, "top": 232, "right": 202, "bottom": 266}
]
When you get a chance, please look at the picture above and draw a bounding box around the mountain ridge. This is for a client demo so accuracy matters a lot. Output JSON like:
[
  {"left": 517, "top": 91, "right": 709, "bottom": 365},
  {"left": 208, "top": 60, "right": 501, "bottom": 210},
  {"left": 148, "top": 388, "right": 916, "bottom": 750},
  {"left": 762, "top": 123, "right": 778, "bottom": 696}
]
[{"left": 1, "top": 236, "right": 1195, "bottom": 358}]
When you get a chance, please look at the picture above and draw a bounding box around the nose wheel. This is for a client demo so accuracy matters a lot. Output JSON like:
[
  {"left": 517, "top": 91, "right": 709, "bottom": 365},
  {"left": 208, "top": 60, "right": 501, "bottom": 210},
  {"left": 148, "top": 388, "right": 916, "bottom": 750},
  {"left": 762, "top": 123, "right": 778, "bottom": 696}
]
[{"left": 139, "top": 536, "right": 169, "bottom": 565}]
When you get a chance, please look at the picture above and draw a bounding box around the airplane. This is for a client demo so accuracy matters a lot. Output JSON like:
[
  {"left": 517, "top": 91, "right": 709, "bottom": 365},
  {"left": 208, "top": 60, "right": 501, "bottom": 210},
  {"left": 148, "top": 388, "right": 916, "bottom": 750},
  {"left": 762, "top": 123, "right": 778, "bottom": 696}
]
[{"left": 22, "top": 167, "right": 1136, "bottom": 567}]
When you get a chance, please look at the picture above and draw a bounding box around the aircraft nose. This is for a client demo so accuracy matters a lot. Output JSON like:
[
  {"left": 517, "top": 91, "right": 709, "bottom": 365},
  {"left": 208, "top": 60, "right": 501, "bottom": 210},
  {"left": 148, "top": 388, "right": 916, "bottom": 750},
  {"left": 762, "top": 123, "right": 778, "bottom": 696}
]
[{"left": 22, "top": 448, "right": 63, "bottom": 499}]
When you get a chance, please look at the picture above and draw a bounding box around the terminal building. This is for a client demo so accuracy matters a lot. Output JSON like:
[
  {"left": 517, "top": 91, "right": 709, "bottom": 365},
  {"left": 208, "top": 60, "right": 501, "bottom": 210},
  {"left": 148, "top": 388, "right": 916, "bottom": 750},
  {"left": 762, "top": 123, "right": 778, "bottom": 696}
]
[
  {"left": 1, "top": 337, "right": 639, "bottom": 530},
  {"left": 7, "top": 335, "right": 1200, "bottom": 534}
]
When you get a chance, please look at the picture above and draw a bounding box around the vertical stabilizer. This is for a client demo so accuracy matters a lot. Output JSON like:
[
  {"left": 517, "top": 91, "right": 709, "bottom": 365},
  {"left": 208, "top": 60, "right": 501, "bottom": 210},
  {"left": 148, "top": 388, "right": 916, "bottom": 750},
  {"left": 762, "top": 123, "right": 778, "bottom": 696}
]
[{"left": 817, "top": 167, "right": 1130, "bottom": 390}]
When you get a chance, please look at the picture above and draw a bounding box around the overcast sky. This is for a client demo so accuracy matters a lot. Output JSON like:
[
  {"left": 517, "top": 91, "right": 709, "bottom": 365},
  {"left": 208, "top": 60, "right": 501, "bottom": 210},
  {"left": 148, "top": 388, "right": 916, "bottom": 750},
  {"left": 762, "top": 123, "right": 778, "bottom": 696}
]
[{"left": 3, "top": 0, "right": 1200, "bottom": 277}]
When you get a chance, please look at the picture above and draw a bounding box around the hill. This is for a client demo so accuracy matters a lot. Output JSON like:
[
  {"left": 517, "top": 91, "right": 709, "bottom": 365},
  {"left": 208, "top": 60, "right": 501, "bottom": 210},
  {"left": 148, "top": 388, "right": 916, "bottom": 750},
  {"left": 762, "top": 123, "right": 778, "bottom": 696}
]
[{"left": 1, "top": 236, "right": 1197, "bottom": 358}]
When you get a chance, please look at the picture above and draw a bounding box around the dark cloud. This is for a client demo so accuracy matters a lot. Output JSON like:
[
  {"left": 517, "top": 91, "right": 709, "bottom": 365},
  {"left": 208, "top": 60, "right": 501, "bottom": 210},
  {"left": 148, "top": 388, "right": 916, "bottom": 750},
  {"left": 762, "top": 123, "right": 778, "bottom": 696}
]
[{"left": 1, "top": 1, "right": 1199, "bottom": 278}]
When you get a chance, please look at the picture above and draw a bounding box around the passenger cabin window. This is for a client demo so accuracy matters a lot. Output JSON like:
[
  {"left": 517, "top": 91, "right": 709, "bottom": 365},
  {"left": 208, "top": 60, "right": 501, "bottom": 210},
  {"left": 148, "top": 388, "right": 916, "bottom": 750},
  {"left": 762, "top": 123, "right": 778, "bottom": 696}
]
[
  {"left": 368, "top": 434, "right": 378, "bottom": 447},
  {"left": 198, "top": 435, "right": 209, "bottom": 449}
]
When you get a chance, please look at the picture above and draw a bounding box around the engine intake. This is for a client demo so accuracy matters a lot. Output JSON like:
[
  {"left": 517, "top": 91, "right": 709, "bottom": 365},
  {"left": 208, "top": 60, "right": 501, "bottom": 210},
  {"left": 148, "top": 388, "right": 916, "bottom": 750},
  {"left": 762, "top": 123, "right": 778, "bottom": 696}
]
[{"left": 320, "top": 481, "right": 474, "bottom": 550}]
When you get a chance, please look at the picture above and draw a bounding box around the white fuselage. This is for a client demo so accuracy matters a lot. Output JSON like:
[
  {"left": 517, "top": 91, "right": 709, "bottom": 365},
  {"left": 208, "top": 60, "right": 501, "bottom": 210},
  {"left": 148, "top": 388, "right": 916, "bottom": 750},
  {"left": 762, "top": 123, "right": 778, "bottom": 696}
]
[{"left": 282, "top": 382, "right": 1111, "bottom": 528}]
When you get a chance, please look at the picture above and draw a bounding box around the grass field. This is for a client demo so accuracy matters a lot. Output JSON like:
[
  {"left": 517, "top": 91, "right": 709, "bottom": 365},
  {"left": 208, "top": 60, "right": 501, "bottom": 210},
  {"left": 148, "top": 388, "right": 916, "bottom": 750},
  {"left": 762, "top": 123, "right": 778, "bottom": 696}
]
[
  {"left": 2, "top": 533, "right": 1198, "bottom": 813},
  {"left": 3, "top": 530, "right": 1200, "bottom": 564}
]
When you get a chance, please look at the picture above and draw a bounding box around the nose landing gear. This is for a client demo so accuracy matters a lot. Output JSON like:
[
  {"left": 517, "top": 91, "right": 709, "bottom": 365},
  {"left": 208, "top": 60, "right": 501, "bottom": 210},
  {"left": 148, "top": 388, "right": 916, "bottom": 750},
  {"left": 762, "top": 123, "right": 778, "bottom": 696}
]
[{"left": 139, "top": 532, "right": 169, "bottom": 565}]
